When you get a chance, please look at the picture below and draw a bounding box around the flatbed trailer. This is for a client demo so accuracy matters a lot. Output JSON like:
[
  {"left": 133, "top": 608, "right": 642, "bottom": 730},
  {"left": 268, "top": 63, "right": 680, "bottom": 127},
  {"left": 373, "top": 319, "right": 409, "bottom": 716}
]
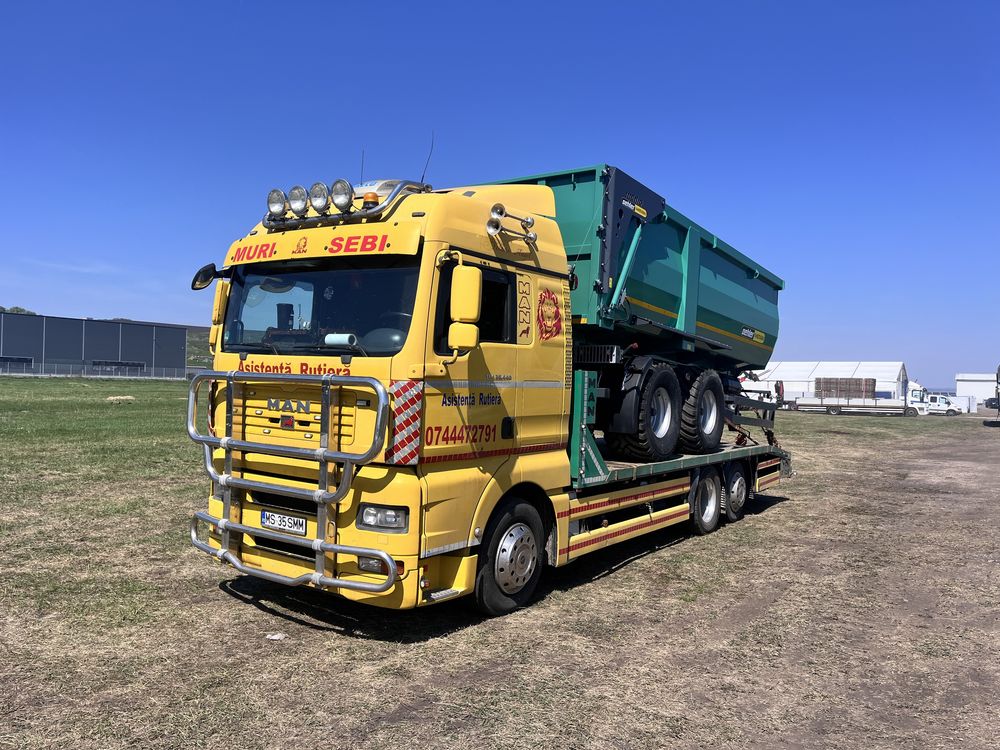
[{"left": 795, "top": 397, "right": 921, "bottom": 416}]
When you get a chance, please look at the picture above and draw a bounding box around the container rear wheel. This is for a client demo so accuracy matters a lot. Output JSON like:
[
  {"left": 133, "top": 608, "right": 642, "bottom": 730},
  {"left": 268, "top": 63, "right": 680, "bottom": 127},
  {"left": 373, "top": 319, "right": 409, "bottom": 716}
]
[
  {"left": 690, "top": 467, "right": 722, "bottom": 535},
  {"left": 679, "top": 370, "right": 726, "bottom": 453},
  {"left": 826, "top": 406, "right": 842, "bottom": 415},
  {"left": 608, "top": 363, "right": 682, "bottom": 461}
]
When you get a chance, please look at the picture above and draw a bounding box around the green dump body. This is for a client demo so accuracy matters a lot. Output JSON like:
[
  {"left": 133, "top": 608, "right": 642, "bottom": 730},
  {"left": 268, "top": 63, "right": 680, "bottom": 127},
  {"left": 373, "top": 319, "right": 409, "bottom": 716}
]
[{"left": 506, "top": 165, "right": 784, "bottom": 372}]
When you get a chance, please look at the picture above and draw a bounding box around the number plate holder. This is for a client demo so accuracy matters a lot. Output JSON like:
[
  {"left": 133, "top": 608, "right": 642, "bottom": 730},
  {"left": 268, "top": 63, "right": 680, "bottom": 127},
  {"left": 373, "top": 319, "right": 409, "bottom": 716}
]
[{"left": 260, "top": 509, "right": 308, "bottom": 537}]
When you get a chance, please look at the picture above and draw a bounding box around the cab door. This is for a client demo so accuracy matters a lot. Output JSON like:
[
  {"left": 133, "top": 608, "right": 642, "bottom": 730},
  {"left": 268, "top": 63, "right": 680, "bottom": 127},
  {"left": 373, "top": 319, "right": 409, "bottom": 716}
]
[
  {"left": 419, "top": 257, "right": 519, "bottom": 556},
  {"left": 421, "top": 257, "right": 518, "bottom": 462}
]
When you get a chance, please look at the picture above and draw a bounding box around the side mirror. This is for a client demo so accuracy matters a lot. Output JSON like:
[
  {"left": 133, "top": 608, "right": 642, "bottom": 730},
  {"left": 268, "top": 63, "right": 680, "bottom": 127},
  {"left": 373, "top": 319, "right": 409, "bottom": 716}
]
[
  {"left": 448, "top": 322, "right": 479, "bottom": 352},
  {"left": 450, "top": 265, "right": 482, "bottom": 323},
  {"left": 191, "top": 263, "right": 218, "bottom": 291}
]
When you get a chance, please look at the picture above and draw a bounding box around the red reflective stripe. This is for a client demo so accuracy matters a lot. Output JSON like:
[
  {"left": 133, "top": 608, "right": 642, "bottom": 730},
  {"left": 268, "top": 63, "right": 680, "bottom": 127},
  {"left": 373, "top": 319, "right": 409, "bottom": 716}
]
[
  {"left": 557, "top": 483, "right": 689, "bottom": 519},
  {"left": 386, "top": 380, "right": 423, "bottom": 465},
  {"left": 558, "top": 507, "right": 690, "bottom": 556},
  {"left": 421, "top": 441, "right": 566, "bottom": 465}
]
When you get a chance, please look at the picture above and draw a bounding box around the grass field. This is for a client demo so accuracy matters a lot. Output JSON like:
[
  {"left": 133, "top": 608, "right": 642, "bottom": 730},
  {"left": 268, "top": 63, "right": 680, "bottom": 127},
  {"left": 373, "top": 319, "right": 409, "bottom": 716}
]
[{"left": 1, "top": 378, "right": 998, "bottom": 749}]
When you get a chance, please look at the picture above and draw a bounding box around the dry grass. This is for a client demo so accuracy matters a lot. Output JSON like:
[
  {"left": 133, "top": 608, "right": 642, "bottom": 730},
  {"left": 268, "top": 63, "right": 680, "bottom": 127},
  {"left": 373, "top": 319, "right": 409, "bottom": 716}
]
[{"left": 1, "top": 379, "right": 998, "bottom": 749}]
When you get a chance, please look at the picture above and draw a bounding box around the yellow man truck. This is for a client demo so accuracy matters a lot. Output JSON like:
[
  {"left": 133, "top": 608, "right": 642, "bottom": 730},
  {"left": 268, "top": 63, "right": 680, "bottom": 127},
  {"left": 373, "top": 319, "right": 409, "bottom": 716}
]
[{"left": 188, "top": 166, "right": 789, "bottom": 615}]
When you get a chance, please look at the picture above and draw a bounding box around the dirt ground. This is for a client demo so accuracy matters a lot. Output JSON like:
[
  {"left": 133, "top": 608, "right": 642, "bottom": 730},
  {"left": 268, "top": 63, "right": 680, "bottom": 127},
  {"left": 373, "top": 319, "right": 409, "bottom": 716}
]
[{"left": 1, "top": 379, "right": 998, "bottom": 749}]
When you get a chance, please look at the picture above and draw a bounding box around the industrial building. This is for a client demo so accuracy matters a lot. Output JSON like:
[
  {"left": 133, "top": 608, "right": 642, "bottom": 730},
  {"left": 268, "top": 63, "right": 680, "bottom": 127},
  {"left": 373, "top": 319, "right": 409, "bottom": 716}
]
[
  {"left": 0, "top": 311, "right": 187, "bottom": 378},
  {"left": 955, "top": 372, "right": 998, "bottom": 404},
  {"left": 752, "top": 361, "right": 909, "bottom": 401}
]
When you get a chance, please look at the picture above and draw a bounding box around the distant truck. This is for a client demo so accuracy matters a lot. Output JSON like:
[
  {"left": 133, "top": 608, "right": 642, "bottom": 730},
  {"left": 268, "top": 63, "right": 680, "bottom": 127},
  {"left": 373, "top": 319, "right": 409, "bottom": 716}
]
[{"left": 796, "top": 378, "right": 931, "bottom": 416}]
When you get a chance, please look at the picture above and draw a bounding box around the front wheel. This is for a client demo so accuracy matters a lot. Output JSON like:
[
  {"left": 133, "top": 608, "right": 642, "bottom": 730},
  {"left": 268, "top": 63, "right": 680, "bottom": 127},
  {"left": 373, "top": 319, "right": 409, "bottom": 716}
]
[
  {"left": 473, "top": 499, "right": 545, "bottom": 616},
  {"left": 904, "top": 407, "right": 918, "bottom": 417},
  {"left": 947, "top": 410, "right": 958, "bottom": 416}
]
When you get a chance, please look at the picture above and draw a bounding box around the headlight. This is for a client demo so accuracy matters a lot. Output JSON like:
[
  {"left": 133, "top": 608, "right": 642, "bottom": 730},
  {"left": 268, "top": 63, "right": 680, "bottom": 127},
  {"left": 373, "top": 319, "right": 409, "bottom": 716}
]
[
  {"left": 288, "top": 185, "right": 308, "bottom": 216},
  {"left": 267, "top": 189, "right": 287, "bottom": 217},
  {"left": 309, "top": 182, "right": 330, "bottom": 213},
  {"left": 331, "top": 179, "right": 354, "bottom": 211},
  {"left": 358, "top": 503, "right": 408, "bottom": 532}
]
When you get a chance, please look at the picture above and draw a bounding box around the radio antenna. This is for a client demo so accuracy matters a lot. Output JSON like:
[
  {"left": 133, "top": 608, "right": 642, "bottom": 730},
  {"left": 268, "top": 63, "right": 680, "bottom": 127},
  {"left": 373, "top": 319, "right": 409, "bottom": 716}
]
[
  {"left": 360, "top": 148, "right": 365, "bottom": 185},
  {"left": 419, "top": 131, "right": 435, "bottom": 184}
]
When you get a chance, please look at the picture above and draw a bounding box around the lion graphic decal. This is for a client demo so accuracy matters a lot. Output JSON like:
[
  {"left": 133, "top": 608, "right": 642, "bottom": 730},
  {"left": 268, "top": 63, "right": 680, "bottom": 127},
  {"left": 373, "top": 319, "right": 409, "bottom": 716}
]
[{"left": 536, "top": 288, "right": 562, "bottom": 341}]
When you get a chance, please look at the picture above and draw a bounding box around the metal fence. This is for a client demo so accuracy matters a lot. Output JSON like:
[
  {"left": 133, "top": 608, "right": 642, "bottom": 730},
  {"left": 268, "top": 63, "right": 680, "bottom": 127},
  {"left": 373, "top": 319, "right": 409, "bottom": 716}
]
[{"left": 0, "top": 361, "right": 191, "bottom": 379}]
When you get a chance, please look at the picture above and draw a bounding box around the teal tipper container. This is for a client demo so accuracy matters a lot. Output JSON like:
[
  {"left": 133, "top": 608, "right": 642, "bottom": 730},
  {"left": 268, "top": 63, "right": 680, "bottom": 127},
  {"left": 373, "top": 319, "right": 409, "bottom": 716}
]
[{"left": 502, "top": 165, "right": 783, "bottom": 372}]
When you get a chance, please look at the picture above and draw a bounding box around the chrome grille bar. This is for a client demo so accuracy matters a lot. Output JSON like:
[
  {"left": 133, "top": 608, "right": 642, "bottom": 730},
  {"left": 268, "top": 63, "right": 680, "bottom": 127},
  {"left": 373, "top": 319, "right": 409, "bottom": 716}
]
[{"left": 187, "top": 370, "right": 396, "bottom": 593}]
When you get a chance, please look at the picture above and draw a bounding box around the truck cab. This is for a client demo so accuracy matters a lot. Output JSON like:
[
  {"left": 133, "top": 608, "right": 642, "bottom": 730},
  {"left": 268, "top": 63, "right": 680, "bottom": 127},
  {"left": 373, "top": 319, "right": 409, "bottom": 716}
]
[{"left": 189, "top": 179, "right": 573, "bottom": 610}]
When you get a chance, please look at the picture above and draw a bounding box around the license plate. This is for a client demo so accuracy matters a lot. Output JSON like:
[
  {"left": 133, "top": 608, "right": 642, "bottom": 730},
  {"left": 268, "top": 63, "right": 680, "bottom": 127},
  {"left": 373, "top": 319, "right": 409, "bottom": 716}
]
[{"left": 260, "top": 509, "right": 307, "bottom": 536}]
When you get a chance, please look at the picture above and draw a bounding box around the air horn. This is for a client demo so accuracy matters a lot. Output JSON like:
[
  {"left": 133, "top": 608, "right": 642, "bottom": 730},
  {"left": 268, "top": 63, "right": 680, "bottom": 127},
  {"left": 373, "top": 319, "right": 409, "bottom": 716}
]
[{"left": 486, "top": 203, "right": 537, "bottom": 243}]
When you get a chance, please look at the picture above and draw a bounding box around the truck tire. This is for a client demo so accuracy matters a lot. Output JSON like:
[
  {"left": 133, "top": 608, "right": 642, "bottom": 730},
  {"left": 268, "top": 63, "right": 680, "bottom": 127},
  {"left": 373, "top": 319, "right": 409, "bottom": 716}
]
[
  {"left": 473, "top": 498, "right": 545, "bottom": 616},
  {"left": 946, "top": 409, "right": 958, "bottom": 417},
  {"left": 904, "top": 407, "right": 918, "bottom": 417},
  {"left": 679, "top": 370, "right": 725, "bottom": 453},
  {"left": 826, "top": 406, "right": 842, "bottom": 416},
  {"left": 608, "top": 363, "right": 682, "bottom": 461},
  {"left": 722, "top": 462, "right": 749, "bottom": 522},
  {"left": 690, "top": 467, "right": 721, "bottom": 535}
]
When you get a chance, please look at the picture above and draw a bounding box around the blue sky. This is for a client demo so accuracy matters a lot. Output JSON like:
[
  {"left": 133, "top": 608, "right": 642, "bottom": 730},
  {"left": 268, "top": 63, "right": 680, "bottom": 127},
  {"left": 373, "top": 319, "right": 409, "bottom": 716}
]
[{"left": 2, "top": 1, "right": 997, "bottom": 386}]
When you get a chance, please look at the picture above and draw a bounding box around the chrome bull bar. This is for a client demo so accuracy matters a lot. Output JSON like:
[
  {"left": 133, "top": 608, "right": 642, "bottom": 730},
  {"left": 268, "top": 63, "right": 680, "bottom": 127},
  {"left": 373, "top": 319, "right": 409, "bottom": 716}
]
[
  {"left": 190, "top": 512, "right": 398, "bottom": 593},
  {"left": 187, "top": 370, "right": 396, "bottom": 592}
]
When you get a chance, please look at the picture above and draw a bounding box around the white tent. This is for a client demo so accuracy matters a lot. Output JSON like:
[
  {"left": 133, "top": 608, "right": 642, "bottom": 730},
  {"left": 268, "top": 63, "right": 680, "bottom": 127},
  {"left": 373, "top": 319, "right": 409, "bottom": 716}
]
[{"left": 752, "top": 361, "right": 908, "bottom": 400}]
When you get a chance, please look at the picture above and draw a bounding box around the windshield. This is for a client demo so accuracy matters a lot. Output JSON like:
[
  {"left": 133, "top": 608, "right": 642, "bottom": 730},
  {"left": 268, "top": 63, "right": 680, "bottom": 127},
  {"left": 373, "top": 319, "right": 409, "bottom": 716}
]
[{"left": 222, "top": 256, "right": 420, "bottom": 356}]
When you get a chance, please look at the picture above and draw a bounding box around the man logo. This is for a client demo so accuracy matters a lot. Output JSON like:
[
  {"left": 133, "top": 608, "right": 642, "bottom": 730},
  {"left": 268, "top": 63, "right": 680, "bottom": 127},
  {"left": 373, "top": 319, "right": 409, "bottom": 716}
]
[{"left": 267, "top": 399, "right": 311, "bottom": 413}]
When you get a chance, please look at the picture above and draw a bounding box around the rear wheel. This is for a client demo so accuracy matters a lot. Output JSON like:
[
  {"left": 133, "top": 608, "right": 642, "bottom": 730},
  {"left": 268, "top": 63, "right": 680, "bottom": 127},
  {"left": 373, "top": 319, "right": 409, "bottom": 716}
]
[
  {"left": 679, "top": 370, "right": 726, "bottom": 453},
  {"left": 608, "top": 363, "right": 682, "bottom": 461},
  {"left": 826, "top": 406, "right": 842, "bottom": 416},
  {"left": 473, "top": 499, "right": 545, "bottom": 616},
  {"left": 723, "top": 462, "right": 749, "bottom": 522},
  {"left": 690, "top": 467, "right": 722, "bottom": 535}
]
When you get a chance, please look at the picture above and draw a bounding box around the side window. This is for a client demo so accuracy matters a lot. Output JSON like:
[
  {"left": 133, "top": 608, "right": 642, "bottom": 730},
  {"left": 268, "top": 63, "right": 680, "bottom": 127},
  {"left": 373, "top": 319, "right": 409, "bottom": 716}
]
[
  {"left": 479, "top": 269, "right": 514, "bottom": 343},
  {"left": 433, "top": 262, "right": 514, "bottom": 355}
]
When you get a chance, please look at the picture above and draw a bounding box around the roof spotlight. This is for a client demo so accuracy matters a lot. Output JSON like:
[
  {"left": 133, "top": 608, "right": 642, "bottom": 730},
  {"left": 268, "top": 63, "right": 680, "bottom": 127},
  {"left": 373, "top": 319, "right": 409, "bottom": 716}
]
[
  {"left": 309, "top": 182, "right": 330, "bottom": 213},
  {"left": 331, "top": 179, "right": 354, "bottom": 212},
  {"left": 267, "top": 189, "right": 288, "bottom": 218},
  {"left": 288, "top": 185, "right": 309, "bottom": 216}
]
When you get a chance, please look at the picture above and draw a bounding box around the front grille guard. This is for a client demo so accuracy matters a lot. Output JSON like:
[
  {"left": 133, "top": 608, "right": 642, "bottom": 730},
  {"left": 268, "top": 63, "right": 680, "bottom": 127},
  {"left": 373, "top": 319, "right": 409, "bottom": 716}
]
[{"left": 187, "top": 370, "right": 397, "bottom": 593}]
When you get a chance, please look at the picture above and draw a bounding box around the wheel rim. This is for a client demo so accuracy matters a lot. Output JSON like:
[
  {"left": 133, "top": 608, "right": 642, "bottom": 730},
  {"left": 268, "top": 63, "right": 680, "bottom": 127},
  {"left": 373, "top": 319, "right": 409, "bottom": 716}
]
[
  {"left": 729, "top": 474, "right": 747, "bottom": 513},
  {"left": 650, "top": 387, "right": 672, "bottom": 439},
  {"left": 494, "top": 522, "right": 538, "bottom": 595},
  {"left": 699, "top": 480, "right": 718, "bottom": 524},
  {"left": 699, "top": 390, "right": 718, "bottom": 435}
]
